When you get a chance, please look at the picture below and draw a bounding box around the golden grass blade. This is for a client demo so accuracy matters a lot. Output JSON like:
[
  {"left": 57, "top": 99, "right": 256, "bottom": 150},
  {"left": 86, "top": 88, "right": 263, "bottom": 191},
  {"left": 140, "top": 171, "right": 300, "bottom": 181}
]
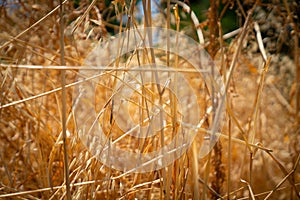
[
  {"left": 0, "top": 64, "right": 209, "bottom": 72},
  {"left": 192, "top": 142, "right": 200, "bottom": 200},
  {"left": 226, "top": 101, "right": 252, "bottom": 152},
  {"left": 0, "top": 179, "right": 107, "bottom": 198},
  {"left": 224, "top": 2, "right": 257, "bottom": 93},
  {"left": 59, "top": 1, "right": 71, "bottom": 199},
  {"left": 202, "top": 150, "right": 212, "bottom": 199},
  {"left": 249, "top": 57, "right": 271, "bottom": 145}
]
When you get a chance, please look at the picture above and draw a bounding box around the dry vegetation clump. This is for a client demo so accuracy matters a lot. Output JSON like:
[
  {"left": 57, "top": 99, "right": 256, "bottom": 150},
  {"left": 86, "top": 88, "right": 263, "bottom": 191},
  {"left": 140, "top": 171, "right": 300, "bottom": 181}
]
[{"left": 0, "top": 0, "right": 299, "bottom": 199}]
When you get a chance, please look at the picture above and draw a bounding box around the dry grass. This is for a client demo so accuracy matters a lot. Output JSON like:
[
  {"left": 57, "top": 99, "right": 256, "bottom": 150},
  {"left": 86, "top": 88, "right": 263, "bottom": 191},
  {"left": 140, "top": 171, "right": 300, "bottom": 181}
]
[{"left": 0, "top": 0, "right": 299, "bottom": 199}]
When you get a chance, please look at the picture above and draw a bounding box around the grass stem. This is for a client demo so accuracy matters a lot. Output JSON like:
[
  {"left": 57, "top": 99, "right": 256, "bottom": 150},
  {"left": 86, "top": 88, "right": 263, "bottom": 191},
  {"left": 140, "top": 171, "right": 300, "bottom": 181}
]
[{"left": 59, "top": 1, "right": 71, "bottom": 199}]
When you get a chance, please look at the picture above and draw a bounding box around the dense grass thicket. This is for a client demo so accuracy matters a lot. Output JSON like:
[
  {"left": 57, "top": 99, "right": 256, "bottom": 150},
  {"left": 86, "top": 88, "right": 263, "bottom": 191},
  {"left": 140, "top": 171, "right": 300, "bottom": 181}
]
[{"left": 0, "top": 0, "right": 299, "bottom": 199}]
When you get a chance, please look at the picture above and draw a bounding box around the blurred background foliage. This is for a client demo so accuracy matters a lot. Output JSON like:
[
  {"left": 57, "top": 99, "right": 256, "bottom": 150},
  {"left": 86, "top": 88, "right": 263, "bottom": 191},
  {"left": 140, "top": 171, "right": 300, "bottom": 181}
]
[{"left": 1, "top": 0, "right": 299, "bottom": 56}]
